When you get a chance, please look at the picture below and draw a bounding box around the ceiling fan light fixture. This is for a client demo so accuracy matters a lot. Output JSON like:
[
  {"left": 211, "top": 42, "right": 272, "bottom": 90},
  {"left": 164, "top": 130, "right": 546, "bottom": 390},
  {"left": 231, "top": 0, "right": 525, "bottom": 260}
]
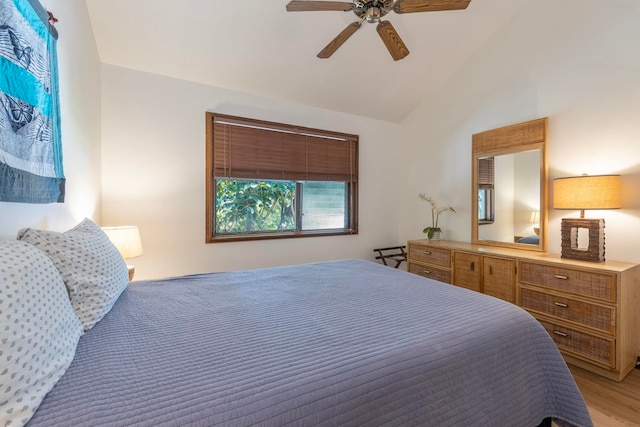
[
  {"left": 365, "top": 7, "right": 382, "bottom": 23},
  {"left": 286, "top": 0, "right": 473, "bottom": 60},
  {"left": 354, "top": 0, "right": 393, "bottom": 20}
]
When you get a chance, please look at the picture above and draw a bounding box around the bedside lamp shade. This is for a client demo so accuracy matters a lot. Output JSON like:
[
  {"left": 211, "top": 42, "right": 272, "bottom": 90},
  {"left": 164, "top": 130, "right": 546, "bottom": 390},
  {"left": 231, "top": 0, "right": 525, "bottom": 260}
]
[
  {"left": 530, "top": 211, "right": 540, "bottom": 235},
  {"left": 102, "top": 226, "right": 144, "bottom": 258},
  {"left": 102, "top": 226, "right": 143, "bottom": 280},
  {"left": 553, "top": 175, "right": 621, "bottom": 217},
  {"left": 553, "top": 174, "right": 621, "bottom": 262},
  {"left": 529, "top": 211, "right": 540, "bottom": 224}
]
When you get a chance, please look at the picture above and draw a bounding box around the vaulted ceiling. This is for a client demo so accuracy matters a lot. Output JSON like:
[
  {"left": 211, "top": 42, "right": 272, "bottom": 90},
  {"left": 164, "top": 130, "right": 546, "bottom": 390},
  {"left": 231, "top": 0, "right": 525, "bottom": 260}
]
[{"left": 85, "top": 0, "right": 527, "bottom": 123}]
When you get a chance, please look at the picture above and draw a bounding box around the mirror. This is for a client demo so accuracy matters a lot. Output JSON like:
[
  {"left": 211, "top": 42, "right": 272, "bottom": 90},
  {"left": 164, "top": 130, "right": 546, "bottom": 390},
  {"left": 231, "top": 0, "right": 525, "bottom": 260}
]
[{"left": 471, "top": 118, "right": 548, "bottom": 252}]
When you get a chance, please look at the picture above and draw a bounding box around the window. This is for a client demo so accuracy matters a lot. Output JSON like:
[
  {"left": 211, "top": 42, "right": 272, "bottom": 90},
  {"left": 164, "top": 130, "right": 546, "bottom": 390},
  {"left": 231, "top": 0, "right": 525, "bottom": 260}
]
[
  {"left": 206, "top": 113, "right": 358, "bottom": 242},
  {"left": 478, "top": 157, "right": 495, "bottom": 223}
]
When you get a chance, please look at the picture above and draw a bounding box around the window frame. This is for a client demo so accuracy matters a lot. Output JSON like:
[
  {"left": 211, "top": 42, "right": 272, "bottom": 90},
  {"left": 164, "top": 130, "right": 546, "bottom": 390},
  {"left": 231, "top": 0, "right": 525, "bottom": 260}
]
[
  {"left": 205, "top": 113, "right": 359, "bottom": 243},
  {"left": 477, "top": 156, "right": 495, "bottom": 225},
  {"left": 478, "top": 188, "right": 494, "bottom": 223}
]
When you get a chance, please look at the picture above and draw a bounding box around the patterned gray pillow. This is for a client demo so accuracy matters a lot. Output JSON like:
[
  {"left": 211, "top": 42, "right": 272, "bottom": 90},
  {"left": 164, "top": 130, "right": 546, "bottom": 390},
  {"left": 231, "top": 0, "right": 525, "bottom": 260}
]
[
  {"left": 17, "top": 218, "right": 129, "bottom": 331},
  {"left": 0, "top": 240, "right": 83, "bottom": 426}
]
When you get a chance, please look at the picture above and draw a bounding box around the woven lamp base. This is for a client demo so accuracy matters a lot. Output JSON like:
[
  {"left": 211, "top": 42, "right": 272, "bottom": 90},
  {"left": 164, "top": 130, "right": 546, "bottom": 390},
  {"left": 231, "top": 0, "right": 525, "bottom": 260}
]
[{"left": 560, "top": 218, "right": 605, "bottom": 262}]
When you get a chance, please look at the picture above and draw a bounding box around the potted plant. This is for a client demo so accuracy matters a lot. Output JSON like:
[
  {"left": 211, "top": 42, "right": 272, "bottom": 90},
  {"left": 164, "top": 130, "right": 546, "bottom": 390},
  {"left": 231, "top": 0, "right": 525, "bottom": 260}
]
[{"left": 419, "top": 193, "right": 456, "bottom": 240}]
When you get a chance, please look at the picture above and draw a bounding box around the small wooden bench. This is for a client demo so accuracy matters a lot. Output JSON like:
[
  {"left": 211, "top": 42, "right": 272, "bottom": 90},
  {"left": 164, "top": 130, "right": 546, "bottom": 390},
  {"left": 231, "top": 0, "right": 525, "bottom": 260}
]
[{"left": 373, "top": 246, "right": 407, "bottom": 268}]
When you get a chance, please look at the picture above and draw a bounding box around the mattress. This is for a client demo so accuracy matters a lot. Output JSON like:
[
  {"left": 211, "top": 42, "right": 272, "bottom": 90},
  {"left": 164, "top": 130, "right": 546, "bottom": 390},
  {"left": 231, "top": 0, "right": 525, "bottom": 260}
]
[{"left": 27, "top": 259, "right": 592, "bottom": 426}]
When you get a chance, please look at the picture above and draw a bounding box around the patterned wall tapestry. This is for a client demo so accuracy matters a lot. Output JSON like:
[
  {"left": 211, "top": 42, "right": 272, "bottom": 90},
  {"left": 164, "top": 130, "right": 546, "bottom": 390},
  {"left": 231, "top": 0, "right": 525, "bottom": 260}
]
[{"left": 0, "top": 0, "right": 63, "bottom": 203}]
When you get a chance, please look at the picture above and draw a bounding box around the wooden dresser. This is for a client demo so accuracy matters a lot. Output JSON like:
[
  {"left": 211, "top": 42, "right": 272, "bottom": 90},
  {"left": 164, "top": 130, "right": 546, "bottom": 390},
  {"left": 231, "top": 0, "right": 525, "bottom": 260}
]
[{"left": 407, "top": 239, "right": 640, "bottom": 381}]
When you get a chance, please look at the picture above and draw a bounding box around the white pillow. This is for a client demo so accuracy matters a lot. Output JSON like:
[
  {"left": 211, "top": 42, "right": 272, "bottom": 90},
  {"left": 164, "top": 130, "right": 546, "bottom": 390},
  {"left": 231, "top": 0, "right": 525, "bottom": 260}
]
[
  {"left": 0, "top": 240, "right": 83, "bottom": 426},
  {"left": 17, "top": 218, "right": 129, "bottom": 331}
]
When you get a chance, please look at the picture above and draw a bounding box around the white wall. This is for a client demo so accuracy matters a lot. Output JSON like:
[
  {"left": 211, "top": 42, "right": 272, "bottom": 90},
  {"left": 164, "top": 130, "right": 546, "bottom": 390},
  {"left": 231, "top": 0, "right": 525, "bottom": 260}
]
[
  {"left": 400, "top": 0, "right": 640, "bottom": 264},
  {"left": 0, "top": 0, "right": 101, "bottom": 238},
  {"left": 11, "top": 0, "right": 637, "bottom": 279},
  {"left": 100, "top": 66, "right": 402, "bottom": 280},
  {"left": 513, "top": 150, "right": 540, "bottom": 237}
]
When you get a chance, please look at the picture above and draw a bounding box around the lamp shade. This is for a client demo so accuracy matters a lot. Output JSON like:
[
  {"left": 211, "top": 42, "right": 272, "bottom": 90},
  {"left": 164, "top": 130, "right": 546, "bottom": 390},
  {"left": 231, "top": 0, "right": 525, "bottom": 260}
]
[
  {"left": 553, "top": 175, "right": 621, "bottom": 211},
  {"left": 102, "top": 226, "right": 144, "bottom": 259},
  {"left": 529, "top": 211, "right": 540, "bottom": 224}
]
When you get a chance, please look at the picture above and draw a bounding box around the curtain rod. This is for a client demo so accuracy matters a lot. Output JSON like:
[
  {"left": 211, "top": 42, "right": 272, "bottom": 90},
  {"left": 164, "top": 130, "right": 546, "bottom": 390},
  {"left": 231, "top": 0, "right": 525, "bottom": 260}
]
[{"left": 26, "top": 0, "right": 58, "bottom": 39}]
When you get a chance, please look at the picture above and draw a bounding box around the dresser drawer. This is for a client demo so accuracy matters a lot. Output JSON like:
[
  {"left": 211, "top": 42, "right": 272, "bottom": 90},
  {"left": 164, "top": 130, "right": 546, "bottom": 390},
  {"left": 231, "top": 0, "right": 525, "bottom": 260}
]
[
  {"left": 520, "top": 261, "right": 616, "bottom": 303},
  {"left": 483, "top": 256, "right": 516, "bottom": 303},
  {"left": 408, "top": 262, "right": 451, "bottom": 284},
  {"left": 537, "top": 318, "right": 615, "bottom": 369},
  {"left": 453, "top": 252, "right": 481, "bottom": 292},
  {"left": 408, "top": 244, "right": 451, "bottom": 268},
  {"left": 520, "top": 287, "right": 615, "bottom": 335}
]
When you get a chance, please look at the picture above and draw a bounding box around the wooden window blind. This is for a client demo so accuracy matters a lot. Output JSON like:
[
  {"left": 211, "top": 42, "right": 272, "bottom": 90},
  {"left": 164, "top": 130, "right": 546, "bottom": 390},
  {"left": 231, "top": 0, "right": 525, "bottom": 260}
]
[
  {"left": 205, "top": 112, "right": 359, "bottom": 242},
  {"left": 209, "top": 113, "right": 358, "bottom": 182},
  {"left": 478, "top": 157, "right": 494, "bottom": 188}
]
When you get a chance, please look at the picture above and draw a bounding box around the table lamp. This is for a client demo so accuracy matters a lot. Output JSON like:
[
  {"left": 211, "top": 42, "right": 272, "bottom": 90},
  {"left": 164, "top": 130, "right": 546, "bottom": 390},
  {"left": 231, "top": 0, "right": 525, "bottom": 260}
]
[
  {"left": 530, "top": 211, "right": 540, "bottom": 235},
  {"left": 102, "top": 226, "right": 144, "bottom": 280},
  {"left": 553, "top": 174, "right": 621, "bottom": 262}
]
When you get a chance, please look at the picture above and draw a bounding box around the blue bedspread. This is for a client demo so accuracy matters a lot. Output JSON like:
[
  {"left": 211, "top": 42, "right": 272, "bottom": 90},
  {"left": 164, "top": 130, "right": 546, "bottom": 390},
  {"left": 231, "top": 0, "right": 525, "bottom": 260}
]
[{"left": 28, "top": 259, "right": 592, "bottom": 426}]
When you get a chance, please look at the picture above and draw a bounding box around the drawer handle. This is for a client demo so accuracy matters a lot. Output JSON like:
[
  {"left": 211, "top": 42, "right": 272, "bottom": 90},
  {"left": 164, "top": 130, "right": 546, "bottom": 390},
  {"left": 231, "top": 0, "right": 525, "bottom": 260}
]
[
  {"left": 470, "top": 262, "right": 475, "bottom": 271},
  {"left": 423, "top": 251, "right": 432, "bottom": 255},
  {"left": 554, "top": 274, "right": 569, "bottom": 280},
  {"left": 554, "top": 302, "right": 568, "bottom": 308},
  {"left": 553, "top": 330, "right": 568, "bottom": 337},
  {"left": 423, "top": 269, "right": 431, "bottom": 275}
]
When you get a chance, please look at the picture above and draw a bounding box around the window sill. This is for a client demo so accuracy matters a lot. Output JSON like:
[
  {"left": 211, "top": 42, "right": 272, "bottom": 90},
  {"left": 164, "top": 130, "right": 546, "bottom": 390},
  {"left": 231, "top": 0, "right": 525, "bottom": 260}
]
[{"left": 207, "top": 229, "right": 358, "bottom": 243}]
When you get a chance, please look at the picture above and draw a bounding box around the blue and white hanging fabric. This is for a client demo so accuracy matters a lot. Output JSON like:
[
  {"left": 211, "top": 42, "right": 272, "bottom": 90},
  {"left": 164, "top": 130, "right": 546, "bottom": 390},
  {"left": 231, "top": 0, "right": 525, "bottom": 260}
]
[{"left": 0, "top": 0, "right": 63, "bottom": 203}]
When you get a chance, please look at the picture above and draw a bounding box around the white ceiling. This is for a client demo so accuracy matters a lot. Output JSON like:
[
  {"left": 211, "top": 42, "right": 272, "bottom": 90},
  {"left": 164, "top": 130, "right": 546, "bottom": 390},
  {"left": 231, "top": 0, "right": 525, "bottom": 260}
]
[{"left": 85, "top": 0, "right": 527, "bottom": 123}]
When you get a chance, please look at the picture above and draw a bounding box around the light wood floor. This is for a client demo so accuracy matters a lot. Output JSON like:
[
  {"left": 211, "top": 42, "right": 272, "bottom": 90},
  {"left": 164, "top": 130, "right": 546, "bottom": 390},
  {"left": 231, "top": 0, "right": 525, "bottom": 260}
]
[{"left": 568, "top": 365, "right": 640, "bottom": 427}]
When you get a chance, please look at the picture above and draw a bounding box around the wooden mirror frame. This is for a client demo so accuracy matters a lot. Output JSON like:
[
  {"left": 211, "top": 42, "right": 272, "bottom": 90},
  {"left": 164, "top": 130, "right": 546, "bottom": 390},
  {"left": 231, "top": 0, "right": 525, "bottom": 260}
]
[{"left": 471, "top": 118, "right": 548, "bottom": 252}]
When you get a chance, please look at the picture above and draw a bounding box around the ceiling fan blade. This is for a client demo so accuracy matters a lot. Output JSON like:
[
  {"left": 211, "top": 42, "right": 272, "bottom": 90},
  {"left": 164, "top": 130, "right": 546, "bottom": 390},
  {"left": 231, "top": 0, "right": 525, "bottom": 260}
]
[
  {"left": 376, "top": 21, "right": 409, "bottom": 61},
  {"left": 286, "top": 1, "right": 353, "bottom": 12},
  {"left": 317, "top": 22, "right": 361, "bottom": 58},
  {"left": 394, "top": 0, "right": 471, "bottom": 14}
]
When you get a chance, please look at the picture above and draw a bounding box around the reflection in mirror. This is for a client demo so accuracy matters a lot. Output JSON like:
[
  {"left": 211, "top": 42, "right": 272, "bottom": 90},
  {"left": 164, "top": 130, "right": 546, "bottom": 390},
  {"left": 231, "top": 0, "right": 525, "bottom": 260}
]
[
  {"left": 471, "top": 118, "right": 548, "bottom": 252},
  {"left": 478, "top": 157, "right": 494, "bottom": 223},
  {"left": 477, "top": 150, "right": 540, "bottom": 244}
]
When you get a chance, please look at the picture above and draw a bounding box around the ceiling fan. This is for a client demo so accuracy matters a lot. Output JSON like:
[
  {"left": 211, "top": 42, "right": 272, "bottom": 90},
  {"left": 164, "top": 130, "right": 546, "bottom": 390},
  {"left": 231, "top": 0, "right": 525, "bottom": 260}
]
[{"left": 285, "top": 0, "right": 472, "bottom": 61}]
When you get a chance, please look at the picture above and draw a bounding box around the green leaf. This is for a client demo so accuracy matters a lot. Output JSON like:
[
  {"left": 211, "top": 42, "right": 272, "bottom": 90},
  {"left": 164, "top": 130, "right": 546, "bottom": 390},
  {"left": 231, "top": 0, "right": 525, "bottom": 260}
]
[{"left": 422, "top": 227, "right": 440, "bottom": 239}]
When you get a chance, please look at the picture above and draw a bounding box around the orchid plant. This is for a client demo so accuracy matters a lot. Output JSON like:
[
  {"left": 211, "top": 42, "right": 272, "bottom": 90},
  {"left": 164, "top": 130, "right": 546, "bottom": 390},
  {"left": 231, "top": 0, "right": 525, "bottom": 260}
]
[{"left": 419, "top": 193, "right": 456, "bottom": 239}]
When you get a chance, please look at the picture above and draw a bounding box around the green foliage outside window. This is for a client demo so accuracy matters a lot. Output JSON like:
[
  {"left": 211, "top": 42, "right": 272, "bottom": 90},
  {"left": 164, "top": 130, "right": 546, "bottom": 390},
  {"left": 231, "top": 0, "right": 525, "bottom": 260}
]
[{"left": 216, "top": 180, "right": 296, "bottom": 233}]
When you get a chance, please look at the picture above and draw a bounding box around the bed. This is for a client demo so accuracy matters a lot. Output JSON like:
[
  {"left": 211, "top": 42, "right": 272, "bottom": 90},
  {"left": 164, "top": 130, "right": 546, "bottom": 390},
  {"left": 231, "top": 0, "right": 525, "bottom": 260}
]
[
  {"left": 517, "top": 235, "right": 540, "bottom": 245},
  {"left": 2, "top": 220, "right": 593, "bottom": 427}
]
